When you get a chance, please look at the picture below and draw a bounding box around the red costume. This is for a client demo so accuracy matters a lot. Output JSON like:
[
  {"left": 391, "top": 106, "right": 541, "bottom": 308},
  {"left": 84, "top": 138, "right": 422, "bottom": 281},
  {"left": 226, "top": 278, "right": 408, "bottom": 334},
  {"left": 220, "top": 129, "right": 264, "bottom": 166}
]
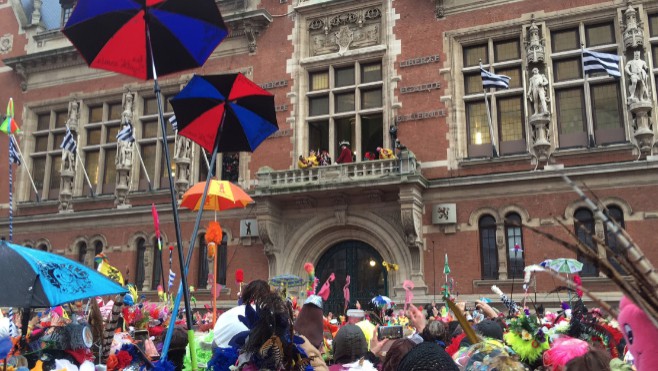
[{"left": 336, "top": 145, "right": 353, "bottom": 164}]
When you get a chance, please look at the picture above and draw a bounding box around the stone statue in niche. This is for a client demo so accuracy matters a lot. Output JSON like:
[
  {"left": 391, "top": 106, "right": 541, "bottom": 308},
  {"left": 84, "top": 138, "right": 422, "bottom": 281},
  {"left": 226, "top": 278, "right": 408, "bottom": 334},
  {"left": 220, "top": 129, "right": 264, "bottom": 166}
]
[
  {"left": 116, "top": 94, "right": 135, "bottom": 169},
  {"left": 625, "top": 50, "right": 650, "bottom": 103},
  {"left": 527, "top": 68, "right": 550, "bottom": 116},
  {"left": 175, "top": 136, "right": 193, "bottom": 160}
]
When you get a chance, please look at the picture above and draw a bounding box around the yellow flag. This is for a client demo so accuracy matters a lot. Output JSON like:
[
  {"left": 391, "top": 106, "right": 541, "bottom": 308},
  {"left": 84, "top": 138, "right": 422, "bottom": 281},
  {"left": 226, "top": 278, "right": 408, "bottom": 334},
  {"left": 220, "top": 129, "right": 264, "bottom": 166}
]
[{"left": 98, "top": 261, "right": 125, "bottom": 286}]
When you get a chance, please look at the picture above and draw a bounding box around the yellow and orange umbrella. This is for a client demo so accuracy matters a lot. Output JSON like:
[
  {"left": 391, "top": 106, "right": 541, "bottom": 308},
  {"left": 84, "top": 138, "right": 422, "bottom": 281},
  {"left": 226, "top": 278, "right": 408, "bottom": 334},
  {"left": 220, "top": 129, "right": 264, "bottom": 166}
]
[{"left": 180, "top": 179, "right": 253, "bottom": 211}]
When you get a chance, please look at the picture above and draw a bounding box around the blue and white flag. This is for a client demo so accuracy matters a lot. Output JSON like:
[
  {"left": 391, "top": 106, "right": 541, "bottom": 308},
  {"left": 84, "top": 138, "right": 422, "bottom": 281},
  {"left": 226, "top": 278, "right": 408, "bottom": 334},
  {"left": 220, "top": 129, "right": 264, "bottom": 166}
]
[
  {"left": 582, "top": 49, "right": 621, "bottom": 78},
  {"left": 9, "top": 137, "right": 20, "bottom": 166},
  {"left": 168, "top": 115, "right": 178, "bottom": 132},
  {"left": 480, "top": 68, "right": 511, "bottom": 90},
  {"left": 168, "top": 269, "right": 176, "bottom": 290},
  {"left": 60, "top": 126, "right": 77, "bottom": 153},
  {"left": 8, "top": 307, "right": 18, "bottom": 337},
  {"left": 116, "top": 123, "right": 135, "bottom": 142}
]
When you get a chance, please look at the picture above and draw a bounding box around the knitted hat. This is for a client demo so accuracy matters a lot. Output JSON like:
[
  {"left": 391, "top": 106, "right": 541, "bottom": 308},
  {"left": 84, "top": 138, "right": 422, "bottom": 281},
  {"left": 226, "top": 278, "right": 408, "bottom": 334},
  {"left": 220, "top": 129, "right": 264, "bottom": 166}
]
[
  {"left": 398, "top": 342, "right": 459, "bottom": 371},
  {"left": 333, "top": 324, "right": 368, "bottom": 364},
  {"left": 475, "top": 319, "right": 504, "bottom": 341}
]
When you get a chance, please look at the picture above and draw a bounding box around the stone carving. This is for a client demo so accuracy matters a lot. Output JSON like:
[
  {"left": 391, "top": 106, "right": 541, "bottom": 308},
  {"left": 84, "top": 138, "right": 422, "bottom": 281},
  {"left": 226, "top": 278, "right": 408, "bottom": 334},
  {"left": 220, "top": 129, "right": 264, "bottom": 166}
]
[
  {"left": 308, "top": 7, "right": 381, "bottom": 56},
  {"left": 115, "top": 93, "right": 134, "bottom": 208},
  {"left": 59, "top": 100, "right": 80, "bottom": 213},
  {"left": 335, "top": 26, "right": 354, "bottom": 55},
  {"left": 524, "top": 20, "right": 545, "bottom": 64},
  {"left": 174, "top": 136, "right": 193, "bottom": 198},
  {"left": 527, "top": 68, "right": 550, "bottom": 117},
  {"left": 0, "top": 34, "right": 13, "bottom": 55},
  {"left": 625, "top": 51, "right": 650, "bottom": 104},
  {"left": 621, "top": 3, "right": 643, "bottom": 50}
]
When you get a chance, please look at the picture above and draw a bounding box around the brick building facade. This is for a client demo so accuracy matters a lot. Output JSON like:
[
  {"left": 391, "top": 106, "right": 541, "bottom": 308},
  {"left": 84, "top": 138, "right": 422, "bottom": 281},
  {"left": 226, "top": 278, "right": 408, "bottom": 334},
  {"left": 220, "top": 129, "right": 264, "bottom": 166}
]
[{"left": 1, "top": 0, "right": 657, "bottom": 311}]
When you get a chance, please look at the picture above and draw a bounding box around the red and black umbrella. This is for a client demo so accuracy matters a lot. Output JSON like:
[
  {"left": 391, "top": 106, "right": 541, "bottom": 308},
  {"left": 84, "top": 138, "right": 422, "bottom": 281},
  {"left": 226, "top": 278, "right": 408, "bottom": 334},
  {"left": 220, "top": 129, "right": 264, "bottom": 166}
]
[
  {"left": 62, "top": 0, "right": 228, "bottom": 80},
  {"left": 171, "top": 73, "right": 278, "bottom": 154}
]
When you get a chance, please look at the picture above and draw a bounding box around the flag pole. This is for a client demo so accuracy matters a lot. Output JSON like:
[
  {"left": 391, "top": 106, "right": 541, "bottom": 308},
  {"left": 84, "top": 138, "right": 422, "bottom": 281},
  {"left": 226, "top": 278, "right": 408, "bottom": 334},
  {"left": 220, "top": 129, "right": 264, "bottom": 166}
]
[
  {"left": 10, "top": 135, "right": 40, "bottom": 202},
  {"left": 133, "top": 143, "right": 152, "bottom": 191},
  {"left": 581, "top": 44, "right": 595, "bottom": 148},
  {"left": 8, "top": 138, "right": 13, "bottom": 242},
  {"left": 75, "top": 133, "right": 95, "bottom": 197},
  {"left": 480, "top": 60, "right": 498, "bottom": 158}
]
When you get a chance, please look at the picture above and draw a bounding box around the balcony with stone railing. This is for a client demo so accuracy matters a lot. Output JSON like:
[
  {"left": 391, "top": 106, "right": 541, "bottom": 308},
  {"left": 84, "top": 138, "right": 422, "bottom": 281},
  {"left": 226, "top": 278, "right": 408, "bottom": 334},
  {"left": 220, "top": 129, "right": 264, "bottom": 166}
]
[{"left": 255, "top": 150, "right": 419, "bottom": 194}]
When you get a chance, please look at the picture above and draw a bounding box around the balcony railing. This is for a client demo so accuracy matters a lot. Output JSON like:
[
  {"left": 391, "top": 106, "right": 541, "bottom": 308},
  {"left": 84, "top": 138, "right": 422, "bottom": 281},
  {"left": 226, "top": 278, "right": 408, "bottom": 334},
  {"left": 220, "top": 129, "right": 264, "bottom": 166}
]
[{"left": 256, "top": 150, "right": 418, "bottom": 190}]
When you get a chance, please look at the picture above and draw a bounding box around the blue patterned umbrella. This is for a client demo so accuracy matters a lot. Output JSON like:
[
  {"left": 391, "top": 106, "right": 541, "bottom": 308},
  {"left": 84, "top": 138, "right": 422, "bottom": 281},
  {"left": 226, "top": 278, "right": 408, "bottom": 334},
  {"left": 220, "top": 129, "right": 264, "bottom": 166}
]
[
  {"left": 269, "top": 274, "right": 305, "bottom": 288},
  {"left": 0, "top": 241, "right": 127, "bottom": 307}
]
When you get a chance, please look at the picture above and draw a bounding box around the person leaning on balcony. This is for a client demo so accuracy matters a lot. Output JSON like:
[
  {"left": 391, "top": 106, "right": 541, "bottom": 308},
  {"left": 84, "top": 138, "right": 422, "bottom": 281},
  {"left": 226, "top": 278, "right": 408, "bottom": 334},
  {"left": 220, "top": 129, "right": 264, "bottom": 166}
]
[
  {"left": 336, "top": 140, "right": 353, "bottom": 164},
  {"left": 377, "top": 147, "right": 396, "bottom": 160},
  {"left": 306, "top": 149, "right": 319, "bottom": 167},
  {"left": 298, "top": 154, "right": 310, "bottom": 169}
]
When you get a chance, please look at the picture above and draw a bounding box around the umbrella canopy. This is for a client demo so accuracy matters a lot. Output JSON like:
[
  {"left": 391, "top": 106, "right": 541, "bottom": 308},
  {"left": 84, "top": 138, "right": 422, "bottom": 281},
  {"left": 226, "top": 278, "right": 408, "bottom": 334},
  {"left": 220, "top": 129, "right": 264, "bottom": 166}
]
[
  {"left": 269, "top": 274, "right": 305, "bottom": 288},
  {"left": 61, "top": 0, "right": 228, "bottom": 80},
  {"left": 180, "top": 179, "right": 253, "bottom": 211},
  {"left": 371, "top": 295, "right": 392, "bottom": 307},
  {"left": 546, "top": 258, "right": 583, "bottom": 274},
  {"left": 0, "top": 242, "right": 127, "bottom": 308},
  {"left": 171, "top": 73, "right": 278, "bottom": 153}
]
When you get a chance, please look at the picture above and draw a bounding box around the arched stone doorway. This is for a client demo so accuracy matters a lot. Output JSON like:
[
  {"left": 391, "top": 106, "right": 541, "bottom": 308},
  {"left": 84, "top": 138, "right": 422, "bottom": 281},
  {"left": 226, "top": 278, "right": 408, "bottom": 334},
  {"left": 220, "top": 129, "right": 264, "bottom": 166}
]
[{"left": 315, "top": 240, "right": 387, "bottom": 315}]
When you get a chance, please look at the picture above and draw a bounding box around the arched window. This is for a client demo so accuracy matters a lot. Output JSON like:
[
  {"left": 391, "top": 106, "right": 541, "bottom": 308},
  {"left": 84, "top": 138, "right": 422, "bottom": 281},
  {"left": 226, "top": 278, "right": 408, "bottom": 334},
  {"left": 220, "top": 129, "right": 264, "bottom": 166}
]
[
  {"left": 479, "top": 215, "right": 498, "bottom": 279},
  {"left": 197, "top": 233, "right": 209, "bottom": 288},
  {"left": 151, "top": 237, "right": 162, "bottom": 290},
  {"left": 77, "top": 241, "right": 88, "bottom": 264},
  {"left": 93, "top": 240, "right": 103, "bottom": 269},
  {"left": 37, "top": 243, "right": 48, "bottom": 251},
  {"left": 505, "top": 213, "right": 524, "bottom": 278},
  {"left": 135, "top": 238, "right": 146, "bottom": 290},
  {"left": 574, "top": 208, "right": 597, "bottom": 277},
  {"left": 605, "top": 205, "right": 626, "bottom": 274},
  {"left": 216, "top": 232, "right": 228, "bottom": 285}
]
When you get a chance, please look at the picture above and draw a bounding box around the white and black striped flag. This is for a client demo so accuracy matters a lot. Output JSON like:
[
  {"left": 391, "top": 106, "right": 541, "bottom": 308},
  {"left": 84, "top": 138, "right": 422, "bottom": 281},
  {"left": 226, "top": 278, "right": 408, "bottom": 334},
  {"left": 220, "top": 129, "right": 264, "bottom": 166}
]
[
  {"left": 582, "top": 49, "right": 621, "bottom": 78},
  {"left": 169, "top": 115, "right": 178, "bottom": 132},
  {"left": 116, "top": 123, "right": 135, "bottom": 142},
  {"left": 168, "top": 269, "right": 176, "bottom": 290},
  {"left": 481, "top": 68, "right": 511, "bottom": 90},
  {"left": 9, "top": 137, "right": 20, "bottom": 166},
  {"left": 60, "top": 126, "right": 77, "bottom": 153}
]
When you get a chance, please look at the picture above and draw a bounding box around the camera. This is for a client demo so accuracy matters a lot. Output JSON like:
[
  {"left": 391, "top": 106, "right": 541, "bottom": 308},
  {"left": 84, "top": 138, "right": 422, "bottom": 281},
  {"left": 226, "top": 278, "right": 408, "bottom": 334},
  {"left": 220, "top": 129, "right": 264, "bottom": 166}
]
[{"left": 377, "top": 325, "right": 403, "bottom": 340}]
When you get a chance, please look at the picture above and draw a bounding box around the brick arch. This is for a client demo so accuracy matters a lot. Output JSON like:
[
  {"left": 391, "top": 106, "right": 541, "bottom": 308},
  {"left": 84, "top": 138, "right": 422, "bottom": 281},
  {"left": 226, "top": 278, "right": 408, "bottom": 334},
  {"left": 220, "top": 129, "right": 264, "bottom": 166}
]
[
  {"left": 35, "top": 238, "right": 52, "bottom": 252},
  {"left": 467, "top": 207, "right": 501, "bottom": 228},
  {"left": 601, "top": 197, "right": 633, "bottom": 218},
  {"left": 129, "top": 233, "right": 150, "bottom": 291},
  {"left": 22, "top": 239, "right": 35, "bottom": 248},
  {"left": 282, "top": 210, "right": 412, "bottom": 300},
  {"left": 563, "top": 199, "right": 589, "bottom": 222},
  {"left": 499, "top": 205, "right": 530, "bottom": 224}
]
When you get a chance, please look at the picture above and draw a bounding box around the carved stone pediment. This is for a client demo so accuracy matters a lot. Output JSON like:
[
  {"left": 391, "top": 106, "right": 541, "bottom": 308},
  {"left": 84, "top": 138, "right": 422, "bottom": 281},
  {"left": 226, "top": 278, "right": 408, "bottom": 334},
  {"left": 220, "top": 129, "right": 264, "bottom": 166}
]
[{"left": 308, "top": 6, "right": 382, "bottom": 57}]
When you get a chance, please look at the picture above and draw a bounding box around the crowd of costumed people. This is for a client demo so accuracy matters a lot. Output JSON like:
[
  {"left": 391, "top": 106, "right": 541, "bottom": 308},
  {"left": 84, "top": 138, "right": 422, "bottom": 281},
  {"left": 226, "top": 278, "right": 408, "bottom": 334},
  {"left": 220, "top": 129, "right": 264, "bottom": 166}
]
[{"left": 2, "top": 194, "right": 658, "bottom": 371}]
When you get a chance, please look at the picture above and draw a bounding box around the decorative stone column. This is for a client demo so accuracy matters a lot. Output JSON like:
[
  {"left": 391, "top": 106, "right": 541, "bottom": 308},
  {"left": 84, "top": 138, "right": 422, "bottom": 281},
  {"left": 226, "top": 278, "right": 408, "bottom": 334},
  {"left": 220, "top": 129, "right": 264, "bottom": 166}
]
[
  {"left": 399, "top": 184, "right": 426, "bottom": 290},
  {"left": 173, "top": 136, "right": 193, "bottom": 199},
  {"left": 525, "top": 20, "right": 553, "bottom": 164},
  {"left": 59, "top": 100, "right": 79, "bottom": 213},
  {"left": 115, "top": 93, "right": 134, "bottom": 209},
  {"left": 621, "top": 4, "right": 654, "bottom": 156}
]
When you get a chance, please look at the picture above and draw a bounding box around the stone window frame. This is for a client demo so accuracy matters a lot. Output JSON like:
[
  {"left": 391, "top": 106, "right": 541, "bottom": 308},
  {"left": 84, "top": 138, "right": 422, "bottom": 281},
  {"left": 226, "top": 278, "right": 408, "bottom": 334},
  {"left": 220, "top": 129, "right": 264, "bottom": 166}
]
[
  {"left": 462, "top": 36, "right": 527, "bottom": 158},
  {"left": 82, "top": 98, "right": 124, "bottom": 196},
  {"left": 547, "top": 19, "right": 628, "bottom": 149},
  {"left": 30, "top": 105, "right": 70, "bottom": 201},
  {"left": 648, "top": 11, "right": 658, "bottom": 126},
  {"left": 504, "top": 212, "right": 525, "bottom": 279},
  {"left": 296, "top": 0, "right": 390, "bottom": 166},
  {"left": 478, "top": 213, "right": 499, "bottom": 280}
]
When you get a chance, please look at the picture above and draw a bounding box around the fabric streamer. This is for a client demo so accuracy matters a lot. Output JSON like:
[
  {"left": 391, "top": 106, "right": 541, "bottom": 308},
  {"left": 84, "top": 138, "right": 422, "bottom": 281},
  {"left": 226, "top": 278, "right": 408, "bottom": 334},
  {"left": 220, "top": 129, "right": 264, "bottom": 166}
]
[
  {"left": 343, "top": 275, "right": 350, "bottom": 311},
  {"left": 492, "top": 285, "right": 519, "bottom": 314},
  {"left": 403, "top": 280, "right": 414, "bottom": 312}
]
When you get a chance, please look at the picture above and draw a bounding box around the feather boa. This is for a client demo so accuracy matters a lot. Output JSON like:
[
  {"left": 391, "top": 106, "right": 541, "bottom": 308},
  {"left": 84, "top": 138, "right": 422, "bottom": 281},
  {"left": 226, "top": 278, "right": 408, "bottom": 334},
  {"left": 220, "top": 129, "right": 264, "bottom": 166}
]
[
  {"left": 207, "top": 347, "right": 239, "bottom": 371},
  {"left": 503, "top": 331, "right": 549, "bottom": 363}
]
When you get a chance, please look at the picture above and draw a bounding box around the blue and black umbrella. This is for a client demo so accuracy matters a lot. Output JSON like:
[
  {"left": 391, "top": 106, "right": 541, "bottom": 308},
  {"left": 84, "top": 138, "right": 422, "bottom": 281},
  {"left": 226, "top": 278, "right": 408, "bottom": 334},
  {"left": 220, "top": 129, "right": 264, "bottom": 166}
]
[
  {"left": 61, "top": 0, "right": 228, "bottom": 80},
  {"left": 0, "top": 241, "right": 127, "bottom": 308}
]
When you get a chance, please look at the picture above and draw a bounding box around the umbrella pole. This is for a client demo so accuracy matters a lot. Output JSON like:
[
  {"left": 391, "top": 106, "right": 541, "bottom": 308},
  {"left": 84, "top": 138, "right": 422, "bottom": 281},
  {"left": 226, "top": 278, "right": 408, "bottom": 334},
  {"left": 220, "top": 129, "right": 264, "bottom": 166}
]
[
  {"left": 147, "top": 27, "right": 196, "bottom": 370},
  {"left": 159, "top": 112, "right": 224, "bottom": 364},
  {"left": 213, "top": 250, "right": 217, "bottom": 325}
]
